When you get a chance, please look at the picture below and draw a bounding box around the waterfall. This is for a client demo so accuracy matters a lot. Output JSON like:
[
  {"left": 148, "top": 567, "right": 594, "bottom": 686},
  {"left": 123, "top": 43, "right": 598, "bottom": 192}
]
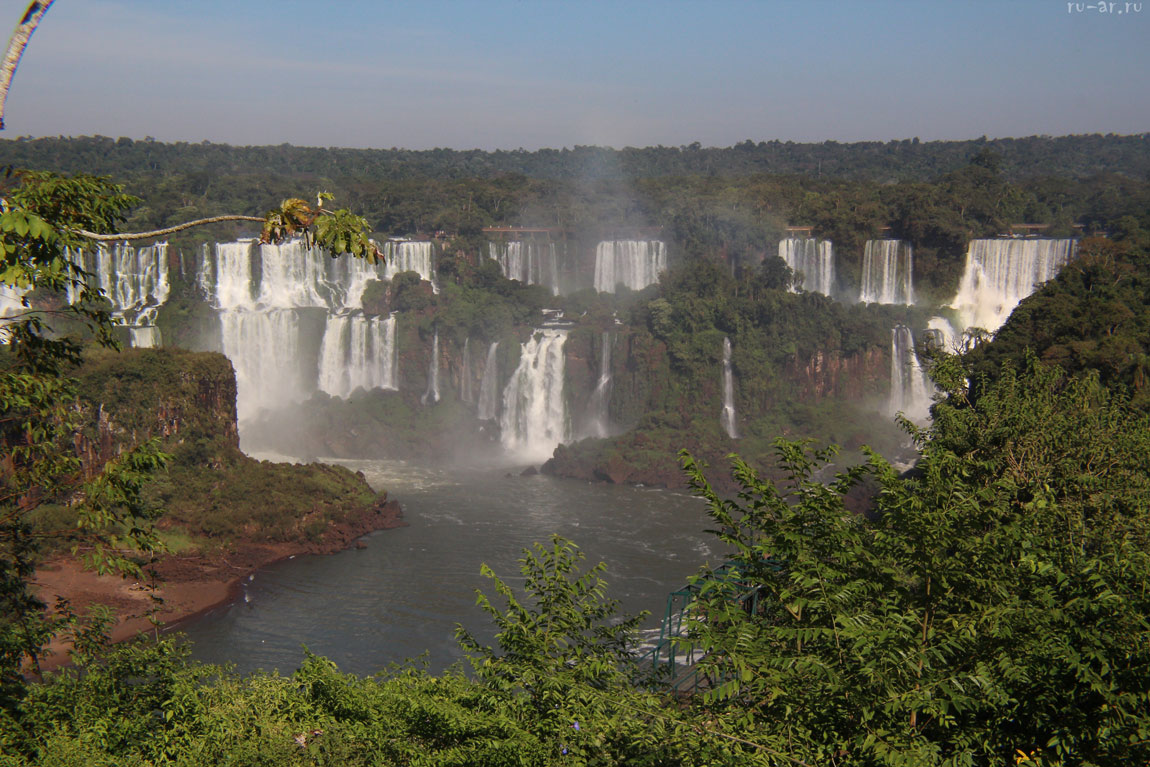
[
  {"left": 720, "top": 337, "right": 739, "bottom": 439},
  {"left": 0, "top": 284, "right": 25, "bottom": 326},
  {"left": 421, "top": 331, "right": 441, "bottom": 406},
  {"left": 477, "top": 342, "right": 500, "bottom": 421},
  {"left": 778, "top": 238, "right": 834, "bottom": 297},
  {"left": 889, "top": 326, "right": 933, "bottom": 423},
  {"left": 67, "top": 241, "right": 170, "bottom": 346},
  {"left": 381, "top": 239, "right": 436, "bottom": 287},
  {"left": 488, "top": 241, "right": 561, "bottom": 296},
  {"left": 196, "top": 238, "right": 416, "bottom": 422},
  {"left": 860, "top": 240, "right": 914, "bottom": 305},
  {"left": 130, "top": 327, "right": 163, "bottom": 348},
  {"left": 460, "top": 338, "right": 474, "bottom": 403},
  {"left": 585, "top": 332, "right": 612, "bottom": 438},
  {"left": 950, "top": 239, "right": 1076, "bottom": 334},
  {"left": 925, "top": 316, "right": 960, "bottom": 354},
  {"left": 220, "top": 308, "right": 308, "bottom": 421},
  {"left": 318, "top": 312, "right": 398, "bottom": 398},
  {"left": 500, "top": 330, "right": 568, "bottom": 461},
  {"left": 593, "top": 240, "right": 667, "bottom": 293}
]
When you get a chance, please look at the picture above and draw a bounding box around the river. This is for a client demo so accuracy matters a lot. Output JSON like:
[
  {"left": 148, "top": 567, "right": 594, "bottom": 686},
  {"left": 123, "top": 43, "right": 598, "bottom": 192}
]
[{"left": 179, "top": 459, "right": 719, "bottom": 676}]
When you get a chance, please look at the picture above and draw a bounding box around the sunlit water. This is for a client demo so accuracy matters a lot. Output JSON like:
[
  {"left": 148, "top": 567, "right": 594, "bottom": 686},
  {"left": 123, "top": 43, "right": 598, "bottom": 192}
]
[{"left": 179, "top": 460, "right": 718, "bottom": 676}]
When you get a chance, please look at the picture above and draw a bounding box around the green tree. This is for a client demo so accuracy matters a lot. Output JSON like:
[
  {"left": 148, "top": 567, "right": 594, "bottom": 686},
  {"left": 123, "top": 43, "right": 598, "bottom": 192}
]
[
  {"left": 681, "top": 354, "right": 1150, "bottom": 765},
  {"left": 1, "top": 170, "right": 168, "bottom": 706}
]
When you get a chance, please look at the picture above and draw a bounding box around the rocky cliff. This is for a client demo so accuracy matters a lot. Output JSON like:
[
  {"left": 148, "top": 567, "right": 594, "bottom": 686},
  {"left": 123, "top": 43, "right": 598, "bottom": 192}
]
[{"left": 68, "top": 347, "right": 397, "bottom": 548}]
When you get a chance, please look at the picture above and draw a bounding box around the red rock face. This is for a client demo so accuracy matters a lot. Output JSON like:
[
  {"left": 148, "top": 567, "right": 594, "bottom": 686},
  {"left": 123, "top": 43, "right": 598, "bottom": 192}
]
[
  {"left": 788, "top": 346, "right": 888, "bottom": 402},
  {"left": 71, "top": 350, "right": 241, "bottom": 476}
]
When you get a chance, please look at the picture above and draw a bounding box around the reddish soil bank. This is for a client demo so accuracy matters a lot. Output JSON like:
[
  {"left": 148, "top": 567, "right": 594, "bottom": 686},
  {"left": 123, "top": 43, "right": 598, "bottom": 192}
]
[{"left": 32, "top": 499, "right": 404, "bottom": 671}]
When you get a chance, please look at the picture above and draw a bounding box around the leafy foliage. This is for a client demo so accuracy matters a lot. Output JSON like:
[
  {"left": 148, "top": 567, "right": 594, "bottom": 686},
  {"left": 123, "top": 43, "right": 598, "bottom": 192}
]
[
  {"left": 1, "top": 172, "right": 172, "bottom": 696},
  {"left": 680, "top": 355, "right": 1150, "bottom": 765}
]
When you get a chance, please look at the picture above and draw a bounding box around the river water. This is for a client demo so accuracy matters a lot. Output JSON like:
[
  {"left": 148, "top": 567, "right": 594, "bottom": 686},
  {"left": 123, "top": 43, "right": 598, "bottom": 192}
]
[{"left": 179, "top": 459, "right": 720, "bottom": 676}]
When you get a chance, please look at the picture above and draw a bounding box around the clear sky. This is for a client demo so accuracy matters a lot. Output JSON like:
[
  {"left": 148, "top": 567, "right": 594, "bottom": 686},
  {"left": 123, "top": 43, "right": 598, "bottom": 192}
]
[{"left": 2, "top": 0, "right": 1147, "bottom": 150}]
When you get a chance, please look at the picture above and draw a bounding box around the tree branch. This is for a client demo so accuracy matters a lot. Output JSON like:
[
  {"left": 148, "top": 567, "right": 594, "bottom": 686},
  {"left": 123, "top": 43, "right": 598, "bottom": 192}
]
[
  {"left": 72, "top": 215, "right": 267, "bottom": 241},
  {"left": 0, "top": 1, "right": 54, "bottom": 130}
]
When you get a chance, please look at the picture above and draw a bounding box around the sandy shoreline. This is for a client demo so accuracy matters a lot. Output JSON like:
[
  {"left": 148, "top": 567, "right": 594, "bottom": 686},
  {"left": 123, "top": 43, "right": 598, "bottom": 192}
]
[{"left": 31, "top": 499, "right": 405, "bottom": 672}]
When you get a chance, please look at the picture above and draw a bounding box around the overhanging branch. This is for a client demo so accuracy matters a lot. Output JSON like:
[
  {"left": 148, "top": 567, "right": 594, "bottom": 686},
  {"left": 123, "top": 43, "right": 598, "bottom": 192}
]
[
  {"left": 73, "top": 215, "right": 267, "bottom": 241},
  {"left": 0, "top": 1, "right": 54, "bottom": 130}
]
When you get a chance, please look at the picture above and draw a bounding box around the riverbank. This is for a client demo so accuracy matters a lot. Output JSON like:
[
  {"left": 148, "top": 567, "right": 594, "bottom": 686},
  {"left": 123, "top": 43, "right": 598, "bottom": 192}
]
[{"left": 32, "top": 498, "right": 405, "bottom": 671}]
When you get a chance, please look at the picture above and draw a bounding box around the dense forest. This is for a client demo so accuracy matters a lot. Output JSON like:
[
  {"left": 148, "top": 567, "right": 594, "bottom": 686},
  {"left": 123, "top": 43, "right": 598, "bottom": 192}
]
[
  {"left": 3, "top": 134, "right": 1150, "bottom": 764},
  {"left": 3, "top": 132, "right": 1149, "bottom": 182}
]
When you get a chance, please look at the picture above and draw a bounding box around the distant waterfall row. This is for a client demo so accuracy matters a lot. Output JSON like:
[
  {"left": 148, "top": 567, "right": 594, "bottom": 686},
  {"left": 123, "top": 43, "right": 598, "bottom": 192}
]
[
  {"left": 779, "top": 237, "right": 915, "bottom": 304},
  {"left": 66, "top": 242, "right": 171, "bottom": 347},
  {"left": 488, "top": 242, "right": 561, "bottom": 296},
  {"left": 778, "top": 238, "right": 835, "bottom": 297},
  {"left": 488, "top": 239, "right": 667, "bottom": 295},
  {"left": 860, "top": 240, "right": 914, "bottom": 305},
  {"left": 198, "top": 238, "right": 434, "bottom": 311},
  {"left": 594, "top": 240, "right": 667, "bottom": 293},
  {"left": 198, "top": 238, "right": 433, "bottom": 420}
]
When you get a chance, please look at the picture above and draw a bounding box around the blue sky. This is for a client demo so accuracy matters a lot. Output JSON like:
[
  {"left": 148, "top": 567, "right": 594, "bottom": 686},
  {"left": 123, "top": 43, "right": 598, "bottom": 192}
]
[{"left": 2, "top": 0, "right": 1147, "bottom": 149}]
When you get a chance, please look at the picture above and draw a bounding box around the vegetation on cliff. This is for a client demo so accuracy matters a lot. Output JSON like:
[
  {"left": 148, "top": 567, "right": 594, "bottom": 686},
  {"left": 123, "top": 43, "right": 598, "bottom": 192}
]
[{"left": 0, "top": 169, "right": 389, "bottom": 702}]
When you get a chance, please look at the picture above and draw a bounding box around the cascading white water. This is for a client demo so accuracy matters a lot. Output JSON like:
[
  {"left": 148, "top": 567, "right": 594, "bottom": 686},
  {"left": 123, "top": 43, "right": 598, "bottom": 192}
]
[
  {"left": 381, "top": 240, "right": 436, "bottom": 290},
  {"left": 925, "top": 316, "right": 960, "bottom": 354},
  {"left": 860, "top": 240, "right": 914, "bottom": 305},
  {"left": 500, "top": 330, "right": 568, "bottom": 461},
  {"left": 889, "top": 326, "right": 933, "bottom": 424},
  {"left": 950, "top": 239, "right": 1076, "bottom": 334},
  {"left": 130, "top": 327, "right": 163, "bottom": 348},
  {"left": 1, "top": 284, "right": 28, "bottom": 341},
  {"left": 593, "top": 240, "right": 667, "bottom": 293},
  {"left": 584, "top": 332, "right": 613, "bottom": 438},
  {"left": 477, "top": 342, "right": 500, "bottom": 421},
  {"left": 720, "top": 337, "right": 739, "bottom": 438},
  {"left": 67, "top": 241, "right": 170, "bottom": 347},
  {"left": 460, "top": 338, "right": 473, "bottom": 403},
  {"left": 488, "top": 241, "right": 561, "bottom": 296},
  {"left": 219, "top": 307, "right": 307, "bottom": 420},
  {"left": 0, "top": 284, "right": 24, "bottom": 314},
  {"left": 421, "top": 331, "right": 441, "bottom": 406},
  {"left": 198, "top": 238, "right": 419, "bottom": 422},
  {"left": 778, "top": 238, "right": 834, "bottom": 297},
  {"left": 317, "top": 313, "right": 398, "bottom": 398}
]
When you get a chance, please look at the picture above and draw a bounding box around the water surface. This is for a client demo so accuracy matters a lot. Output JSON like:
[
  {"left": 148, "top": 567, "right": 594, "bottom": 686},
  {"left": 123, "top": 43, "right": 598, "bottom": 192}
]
[{"left": 180, "top": 460, "right": 718, "bottom": 676}]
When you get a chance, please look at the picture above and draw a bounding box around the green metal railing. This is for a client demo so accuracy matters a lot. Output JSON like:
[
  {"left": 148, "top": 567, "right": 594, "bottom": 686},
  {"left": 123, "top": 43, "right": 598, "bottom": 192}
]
[{"left": 638, "top": 560, "right": 774, "bottom": 694}]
